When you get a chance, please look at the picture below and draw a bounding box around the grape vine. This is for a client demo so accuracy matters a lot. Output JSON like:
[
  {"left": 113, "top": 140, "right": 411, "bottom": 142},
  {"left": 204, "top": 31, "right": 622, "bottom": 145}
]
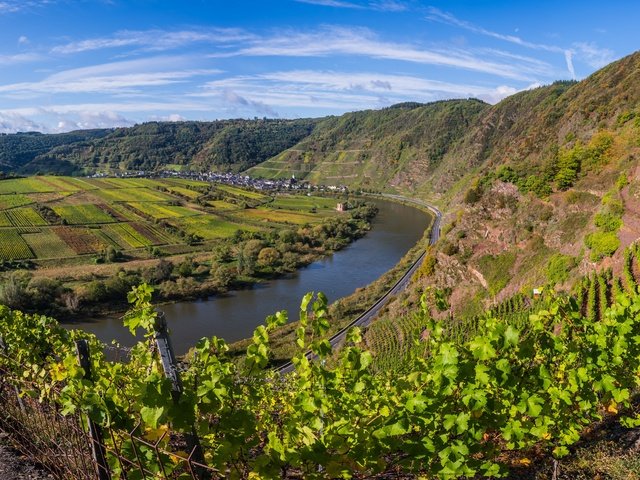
[{"left": 1, "top": 278, "right": 639, "bottom": 479}]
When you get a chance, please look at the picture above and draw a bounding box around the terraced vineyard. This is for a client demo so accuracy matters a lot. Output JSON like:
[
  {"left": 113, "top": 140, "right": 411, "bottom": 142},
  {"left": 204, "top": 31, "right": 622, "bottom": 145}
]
[{"left": 0, "top": 176, "right": 341, "bottom": 264}]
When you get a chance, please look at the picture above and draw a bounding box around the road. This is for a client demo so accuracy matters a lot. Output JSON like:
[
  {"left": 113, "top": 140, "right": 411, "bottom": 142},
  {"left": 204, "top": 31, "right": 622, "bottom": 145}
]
[{"left": 275, "top": 195, "right": 442, "bottom": 374}]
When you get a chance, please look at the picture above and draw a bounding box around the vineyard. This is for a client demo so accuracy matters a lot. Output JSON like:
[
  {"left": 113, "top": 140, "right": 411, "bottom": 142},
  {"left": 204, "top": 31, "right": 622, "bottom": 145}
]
[
  {"left": 0, "top": 231, "right": 34, "bottom": 260},
  {"left": 0, "top": 175, "right": 339, "bottom": 262},
  {"left": 0, "top": 275, "right": 638, "bottom": 479},
  {"left": 365, "top": 243, "right": 640, "bottom": 379},
  {"left": 52, "top": 204, "right": 116, "bottom": 225}
]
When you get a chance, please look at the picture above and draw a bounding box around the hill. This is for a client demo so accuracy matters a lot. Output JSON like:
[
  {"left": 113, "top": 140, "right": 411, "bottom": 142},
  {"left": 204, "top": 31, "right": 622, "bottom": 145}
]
[
  {"left": 248, "top": 99, "right": 488, "bottom": 189},
  {"left": 0, "top": 118, "right": 318, "bottom": 175},
  {"left": 0, "top": 129, "right": 111, "bottom": 175}
]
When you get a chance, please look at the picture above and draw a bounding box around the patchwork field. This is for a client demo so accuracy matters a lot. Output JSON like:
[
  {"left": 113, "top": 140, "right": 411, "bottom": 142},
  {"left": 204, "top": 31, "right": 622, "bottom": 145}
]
[{"left": 0, "top": 176, "right": 340, "bottom": 263}]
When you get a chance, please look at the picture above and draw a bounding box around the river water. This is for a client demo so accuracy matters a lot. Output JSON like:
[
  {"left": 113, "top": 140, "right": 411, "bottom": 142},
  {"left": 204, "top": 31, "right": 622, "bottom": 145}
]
[{"left": 70, "top": 200, "right": 430, "bottom": 354}]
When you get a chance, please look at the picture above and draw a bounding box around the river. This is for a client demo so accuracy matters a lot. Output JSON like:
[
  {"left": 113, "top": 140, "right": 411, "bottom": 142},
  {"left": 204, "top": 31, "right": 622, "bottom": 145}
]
[{"left": 70, "top": 199, "right": 430, "bottom": 354}]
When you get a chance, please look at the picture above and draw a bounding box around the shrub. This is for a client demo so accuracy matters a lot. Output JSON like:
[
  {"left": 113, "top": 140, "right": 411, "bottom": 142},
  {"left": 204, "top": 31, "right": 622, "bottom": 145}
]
[
  {"left": 594, "top": 212, "right": 623, "bottom": 232},
  {"left": 585, "top": 231, "right": 620, "bottom": 261}
]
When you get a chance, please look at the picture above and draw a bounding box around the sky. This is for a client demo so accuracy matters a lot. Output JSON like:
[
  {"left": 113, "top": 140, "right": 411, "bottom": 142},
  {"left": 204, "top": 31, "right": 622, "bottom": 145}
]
[{"left": 0, "top": 0, "right": 637, "bottom": 133}]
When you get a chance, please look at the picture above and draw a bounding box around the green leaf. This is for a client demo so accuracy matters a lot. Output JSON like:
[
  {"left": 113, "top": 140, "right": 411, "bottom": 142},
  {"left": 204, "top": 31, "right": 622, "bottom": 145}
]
[{"left": 140, "top": 406, "right": 164, "bottom": 429}]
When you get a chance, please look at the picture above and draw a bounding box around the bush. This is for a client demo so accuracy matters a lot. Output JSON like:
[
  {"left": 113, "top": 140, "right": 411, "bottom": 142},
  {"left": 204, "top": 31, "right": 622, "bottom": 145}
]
[
  {"left": 585, "top": 231, "right": 620, "bottom": 261},
  {"left": 439, "top": 239, "right": 459, "bottom": 256},
  {"left": 594, "top": 212, "right": 623, "bottom": 232}
]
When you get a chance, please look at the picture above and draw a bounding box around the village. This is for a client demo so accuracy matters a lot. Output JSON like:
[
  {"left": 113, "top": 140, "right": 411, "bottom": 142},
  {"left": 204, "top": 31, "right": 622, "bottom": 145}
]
[{"left": 89, "top": 169, "right": 350, "bottom": 194}]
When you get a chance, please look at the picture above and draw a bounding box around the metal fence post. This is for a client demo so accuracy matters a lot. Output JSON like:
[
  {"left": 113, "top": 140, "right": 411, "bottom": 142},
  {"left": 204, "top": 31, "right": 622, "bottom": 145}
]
[
  {"left": 75, "top": 339, "right": 111, "bottom": 480},
  {"left": 153, "top": 312, "right": 209, "bottom": 480}
]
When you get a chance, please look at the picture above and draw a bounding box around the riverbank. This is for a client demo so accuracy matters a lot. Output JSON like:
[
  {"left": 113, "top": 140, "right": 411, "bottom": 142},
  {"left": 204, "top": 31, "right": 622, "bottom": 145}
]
[
  {"left": 47, "top": 201, "right": 378, "bottom": 320},
  {"left": 71, "top": 199, "right": 431, "bottom": 354},
  {"left": 229, "top": 199, "right": 436, "bottom": 364}
]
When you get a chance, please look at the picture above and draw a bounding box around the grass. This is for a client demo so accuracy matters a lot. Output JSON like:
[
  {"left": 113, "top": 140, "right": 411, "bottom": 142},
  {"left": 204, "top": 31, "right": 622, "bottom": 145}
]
[
  {"left": 477, "top": 250, "right": 518, "bottom": 296},
  {"left": 176, "top": 215, "right": 256, "bottom": 240},
  {"left": 207, "top": 200, "right": 238, "bottom": 211},
  {"left": 0, "top": 177, "right": 56, "bottom": 194},
  {"left": 164, "top": 186, "right": 202, "bottom": 199},
  {"left": 94, "top": 187, "right": 172, "bottom": 203},
  {"left": 101, "top": 223, "right": 154, "bottom": 248},
  {"left": 7, "top": 208, "right": 48, "bottom": 227},
  {"left": 271, "top": 195, "right": 338, "bottom": 211},
  {"left": 233, "top": 208, "right": 320, "bottom": 225},
  {"left": 215, "top": 184, "right": 270, "bottom": 201}
]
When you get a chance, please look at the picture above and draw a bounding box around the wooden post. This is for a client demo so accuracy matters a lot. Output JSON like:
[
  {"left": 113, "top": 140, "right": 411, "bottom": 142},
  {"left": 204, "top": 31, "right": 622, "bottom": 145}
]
[
  {"left": 153, "top": 312, "right": 209, "bottom": 479},
  {"left": 0, "top": 335, "right": 26, "bottom": 414},
  {"left": 75, "top": 339, "right": 111, "bottom": 480}
]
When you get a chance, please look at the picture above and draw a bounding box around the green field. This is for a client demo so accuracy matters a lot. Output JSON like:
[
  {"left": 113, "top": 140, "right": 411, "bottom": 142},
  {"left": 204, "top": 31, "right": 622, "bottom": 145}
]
[
  {"left": 215, "top": 184, "right": 270, "bottom": 201},
  {"left": 175, "top": 215, "right": 254, "bottom": 240},
  {"left": 0, "top": 176, "right": 338, "bottom": 262},
  {"left": 271, "top": 194, "right": 338, "bottom": 211},
  {"left": 234, "top": 208, "right": 319, "bottom": 225}
]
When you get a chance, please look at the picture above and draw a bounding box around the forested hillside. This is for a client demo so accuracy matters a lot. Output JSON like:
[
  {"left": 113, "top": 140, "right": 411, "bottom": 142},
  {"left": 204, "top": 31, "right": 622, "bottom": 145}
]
[
  {"left": 0, "top": 129, "right": 111, "bottom": 175},
  {"left": 0, "top": 118, "right": 318, "bottom": 174},
  {"left": 248, "top": 99, "right": 488, "bottom": 189}
]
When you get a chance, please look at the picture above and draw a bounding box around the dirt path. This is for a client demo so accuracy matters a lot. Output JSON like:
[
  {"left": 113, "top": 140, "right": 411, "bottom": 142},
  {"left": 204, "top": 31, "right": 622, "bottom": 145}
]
[{"left": 0, "top": 434, "right": 52, "bottom": 480}]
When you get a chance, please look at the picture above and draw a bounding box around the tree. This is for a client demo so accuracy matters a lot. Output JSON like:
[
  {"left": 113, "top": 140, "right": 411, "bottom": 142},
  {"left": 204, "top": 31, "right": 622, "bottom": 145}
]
[
  {"left": 257, "top": 247, "right": 280, "bottom": 268},
  {"left": 211, "top": 265, "right": 235, "bottom": 289}
]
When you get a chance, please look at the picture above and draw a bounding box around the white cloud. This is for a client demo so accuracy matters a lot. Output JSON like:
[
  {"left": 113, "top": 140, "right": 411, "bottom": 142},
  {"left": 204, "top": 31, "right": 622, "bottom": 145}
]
[
  {"left": 294, "top": 0, "right": 408, "bottom": 10},
  {"left": 17, "top": 35, "right": 29, "bottom": 45},
  {"left": 215, "top": 26, "right": 546, "bottom": 81},
  {"left": 52, "top": 28, "right": 254, "bottom": 54},
  {"left": 0, "top": 57, "right": 221, "bottom": 95},
  {"left": 295, "top": 0, "right": 363, "bottom": 8},
  {"left": 0, "top": 111, "right": 44, "bottom": 133},
  {"left": 148, "top": 113, "right": 187, "bottom": 122},
  {"left": 572, "top": 42, "right": 615, "bottom": 68},
  {"left": 426, "top": 7, "right": 579, "bottom": 79},
  {"left": 564, "top": 50, "right": 576, "bottom": 80},
  {"left": 0, "top": 1, "right": 53, "bottom": 14},
  {"left": 0, "top": 52, "right": 41, "bottom": 64},
  {"left": 198, "top": 69, "right": 522, "bottom": 109},
  {"left": 53, "top": 111, "right": 135, "bottom": 132}
]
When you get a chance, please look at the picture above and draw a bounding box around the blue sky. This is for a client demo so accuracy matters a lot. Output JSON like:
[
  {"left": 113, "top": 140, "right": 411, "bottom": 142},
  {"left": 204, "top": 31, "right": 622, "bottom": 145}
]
[{"left": 0, "top": 0, "right": 636, "bottom": 133}]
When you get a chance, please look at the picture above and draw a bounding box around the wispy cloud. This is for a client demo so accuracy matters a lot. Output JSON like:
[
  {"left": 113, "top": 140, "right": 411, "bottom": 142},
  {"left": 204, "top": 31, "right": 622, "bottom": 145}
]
[
  {"left": 0, "top": 0, "right": 53, "bottom": 14},
  {"left": 294, "top": 0, "right": 408, "bottom": 11},
  {"left": 295, "top": 0, "right": 363, "bottom": 8},
  {"left": 215, "top": 26, "right": 549, "bottom": 81},
  {"left": 0, "top": 57, "right": 221, "bottom": 95},
  {"left": 426, "top": 7, "right": 577, "bottom": 78},
  {"left": 0, "top": 52, "right": 41, "bottom": 64},
  {"left": 572, "top": 41, "right": 615, "bottom": 68},
  {"left": 197, "top": 69, "right": 523, "bottom": 110},
  {"left": 425, "top": 6, "right": 614, "bottom": 80},
  {"left": 51, "top": 28, "right": 254, "bottom": 54}
]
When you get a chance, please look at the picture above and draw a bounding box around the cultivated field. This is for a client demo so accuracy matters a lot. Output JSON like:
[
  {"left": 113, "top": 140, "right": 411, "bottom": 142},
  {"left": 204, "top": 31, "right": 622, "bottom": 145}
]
[{"left": 0, "top": 176, "right": 340, "bottom": 263}]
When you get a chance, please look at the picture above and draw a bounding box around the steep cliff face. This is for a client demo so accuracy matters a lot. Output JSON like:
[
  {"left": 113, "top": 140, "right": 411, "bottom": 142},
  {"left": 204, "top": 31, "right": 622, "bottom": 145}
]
[{"left": 370, "top": 51, "right": 640, "bottom": 320}]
